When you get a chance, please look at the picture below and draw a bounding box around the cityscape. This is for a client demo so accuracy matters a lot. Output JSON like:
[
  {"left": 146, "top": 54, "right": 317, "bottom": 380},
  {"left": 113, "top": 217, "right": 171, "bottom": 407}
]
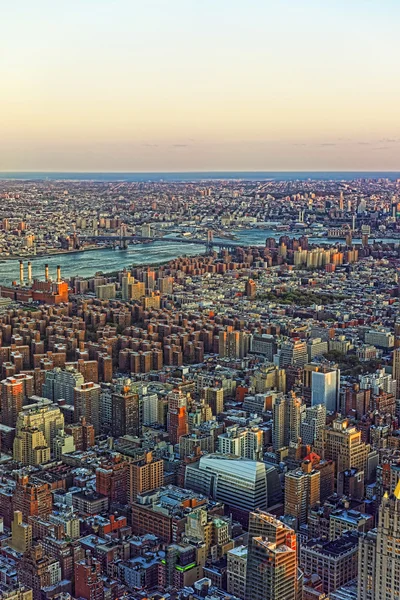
[{"left": 1, "top": 2, "right": 400, "bottom": 600}]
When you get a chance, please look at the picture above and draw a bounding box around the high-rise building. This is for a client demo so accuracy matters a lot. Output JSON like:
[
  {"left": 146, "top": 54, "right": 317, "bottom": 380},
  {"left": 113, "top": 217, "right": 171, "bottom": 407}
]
[
  {"left": 307, "top": 338, "right": 329, "bottom": 361},
  {"left": 167, "top": 390, "right": 189, "bottom": 445},
  {"left": 13, "top": 403, "right": 65, "bottom": 464},
  {"left": 75, "top": 552, "right": 104, "bottom": 600},
  {"left": 202, "top": 386, "right": 224, "bottom": 416},
  {"left": 127, "top": 451, "right": 164, "bottom": 503},
  {"left": 18, "top": 544, "right": 61, "bottom": 600},
  {"left": 250, "top": 336, "right": 278, "bottom": 362},
  {"left": 11, "top": 510, "right": 32, "bottom": 553},
  {"left": 158, "top": 276, "right": 174, "bottom": 295},
  {"left": 245, "top": 511, "right": 298, "bottom": 600},
  {"left": 358, "top": 480, "right": 400, "bottom": 600},
  {"left": 218, "top": 425, "right": 263, "bottom": 461},
  {"left": 272, "top": 392, "right": 305, "bottom": 451},
  {"left": 13, "top": 476, "right": 52, "bottom": 522},
  {"left": 284, "top": 460, "right": 320, "bottom": 527},
  {"left": 251, "top": 363, "right": 285, "bottom": 392},
  {"left": 96, "top": 456, "right": 129, "bottom": 505},
  {"left": 393, "top": 348, "right": 400, "bottom": 400},
  {"left": 111, "top": 380, "right": 140, "bottom": 438},
  {"left": 287, "top": 392, "right": 306, "bottom": 445},
  {"left": 301, "top": 403, "right": 327, "bottom": 445},
  {"left": 279, "top": 339, "right": 308, "bottom": 368},
  {"left": 74, "top": 381, "right": 100, "bottom": 434},
  {"left": 219, "top": 329, "right": 251, "bottom": 359},
  {"left": 142, "top": 392, "right": 159, "bottom": 425},
  {"left": 227, "top": 545, "right": 247, "bottom": 598},
  {"left": 13, "top": 427, "right": 50, "bottom": 466},
  {"left": 311, "top": 367, "right": 340, "bottom": 412},
  {"left": 121, "top": 271, "right": 134, "bottom": 300},
  {"left": 300, "top": 532, "right": 359, "bottom": 595},
  {"left": 272, "top": 394, "right": 287, "bottom": 451},
  {"left": 65, "top": 416, "right": 95, "bottom": 450},
  {"left": 245, "top": 278, "right": 256, "bottom": 299},
  {"left": 314, "top": 416, "right": 371, "bottom": 477},
  {"left": 1, "top": 374, "right": 34, "bottom": 427},
  {"left": 179, "top": 432, "right": 214, "bottom": 458},
  {"left": 42, "top": 366, "right": 84, "bottom": 405},
  {"left": 185, "top": 454, "right": 268, "bottom": 518}
]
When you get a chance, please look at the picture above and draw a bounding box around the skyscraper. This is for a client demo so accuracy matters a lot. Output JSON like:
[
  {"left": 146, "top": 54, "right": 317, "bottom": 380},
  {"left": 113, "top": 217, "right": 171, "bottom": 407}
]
[
  {"left": 14, "top": 403, "right": 64, "bottom": 450},
  {"left": 13, "top": 475, "right": 52, "bottom": 522},
  {"left": 284, "top": 460, "right": 320, "bottom": 527},
  {"left": 301, "top": 403, "right": 327, "bottom": 445},
  {"left": 311, "top": 367, "right": 340, "bottom": 412},
  {"left": 202, "top": 386, "right": 224, "bottom": 416},
  {"left": 279, "top": 338, "right": 308, "bottom": 368},
  {"left": 272, "top": 394, "right": 287, "bottom": 451},
  {"left": 314, "top": 416, "right": 370, "bottom": 477},
  {"left": 1, "top": 375, "right": 33, "bottom": 427},
  {"left": 42, "top": 366, "right": 84, "bottom": 405},
  {"left": 167, "top": 390, "right": 189, "bottom": 445},
  {"left": 127, "top": 451, "right": 164, "bottom": 503},
  {"left": 272, "top": 392, "right": 305, "bottom": 451},
  {"left": 111, "top": 380, "right": 140, "bottom": 438},
  {"left": 358, "top": 480, "right": 400, "bottom": 600},
  {"left": 245, "top": 511, "right": 297, "bottom": 600},
  {"left": 245, "top": 278, "right": 256, "bottom": 299},
  {"left": 13, "top": 427, "right": 50, "bottom": 466},
  {"left": 74, "top": 382, "right": 100, "bottom": 434},
  {"left": 392, "top": 347, "right": 400, "bottom": 400}
]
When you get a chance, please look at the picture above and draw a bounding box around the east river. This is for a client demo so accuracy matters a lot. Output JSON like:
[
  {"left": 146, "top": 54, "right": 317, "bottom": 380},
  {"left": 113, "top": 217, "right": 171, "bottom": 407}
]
[{"left": 0, "top": 229, "right": 399, "bottom": 286}]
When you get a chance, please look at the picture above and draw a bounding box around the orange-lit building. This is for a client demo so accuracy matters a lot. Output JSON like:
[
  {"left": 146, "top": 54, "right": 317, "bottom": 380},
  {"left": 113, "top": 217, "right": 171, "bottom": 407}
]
[
  {"left": 0, "top": 264, "right": 68, "bottom": 304},
  {"left": 128, "top": 451, "right": 164, "bottom": 503},
  {"left": 96, "top": 457, "right": 129, "bottom": 505},
  {"left": 13, "top": 475, "right": 53, "bottom": 522}
]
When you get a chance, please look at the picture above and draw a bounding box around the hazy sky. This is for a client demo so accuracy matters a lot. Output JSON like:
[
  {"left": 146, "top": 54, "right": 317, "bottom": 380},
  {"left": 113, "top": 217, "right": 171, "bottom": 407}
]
[{"left": 1, "top": 0, "right": 399, "bottom": 171}]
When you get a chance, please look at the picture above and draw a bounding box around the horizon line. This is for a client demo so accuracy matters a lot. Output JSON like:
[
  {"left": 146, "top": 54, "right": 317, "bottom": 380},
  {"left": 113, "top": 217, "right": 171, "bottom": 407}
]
[{"left": 0, "top": 169, "right": 399, "bottom": 174}]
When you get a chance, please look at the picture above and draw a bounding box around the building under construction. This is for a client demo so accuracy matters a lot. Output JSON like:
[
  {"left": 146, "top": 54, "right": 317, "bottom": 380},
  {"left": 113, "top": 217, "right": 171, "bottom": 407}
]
[{"left": 0, "top": 262, "right": 68, "bottom": 304}]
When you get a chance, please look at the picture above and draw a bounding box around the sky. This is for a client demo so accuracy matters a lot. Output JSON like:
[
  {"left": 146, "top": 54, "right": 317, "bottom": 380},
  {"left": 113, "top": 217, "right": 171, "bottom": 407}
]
[{"left": 1, "top": 0, "right": 399, "bottom": 172}]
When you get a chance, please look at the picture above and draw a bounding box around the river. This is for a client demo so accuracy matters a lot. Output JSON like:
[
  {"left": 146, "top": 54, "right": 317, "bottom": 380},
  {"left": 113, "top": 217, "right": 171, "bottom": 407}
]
[{"left": 0, "top": 229, "right": 398, "bottom": 285}]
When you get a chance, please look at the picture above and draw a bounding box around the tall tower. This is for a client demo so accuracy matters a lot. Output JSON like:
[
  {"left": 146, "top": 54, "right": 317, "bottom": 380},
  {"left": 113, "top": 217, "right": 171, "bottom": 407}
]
[
  {"left": 128, "top": 451, "right": 164, "bottom": 503},
  {"left": 167, "top": 390, "right": 188, "bottom": 445},
  {"left": 1, "top": 376, "right": 24, "bottom": 427},
  {"left": 358, "top": 480, "right": 400, "bottom": 600},
  {"left": 284, "top": 460, "right": 320, "bottom": 527},
  {"left": 272, "top": 395, "right": 287, "bottom": 451},
  {"left": 392, "top": 348, "right": 400, "bottom": 400},
  {"left": 111, "top": 381, "right": 140, "bottom": 438},
  {"left": 74, "top": 382, "right": 100, "bottom": 434},
  {"left": 245, "top": 511, "right": 298, "bottom": 600}
]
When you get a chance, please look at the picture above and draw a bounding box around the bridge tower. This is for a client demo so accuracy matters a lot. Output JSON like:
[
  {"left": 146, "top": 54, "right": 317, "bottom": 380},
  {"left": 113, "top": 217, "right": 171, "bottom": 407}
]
[
  {"left": 120, "top": 224, "right": 128, "bottom": 249},
  {"left": 206, "top": 229, "right": 214, "bottom": 254}
]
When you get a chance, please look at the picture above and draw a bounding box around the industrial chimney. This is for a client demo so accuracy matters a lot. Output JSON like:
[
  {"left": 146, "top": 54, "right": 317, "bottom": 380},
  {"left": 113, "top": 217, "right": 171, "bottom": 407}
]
[
  {"left": 27, "top": 261, "right": 32, "bottom": 285},
  {"left": 57, "top": 265, "right": 61, "bottom": 283},
  {"left": 45, "top": 264, "right": 49, "bottom": 282},
  {"left": 19, "top": 261, "right": 24, "bottom": 286}
]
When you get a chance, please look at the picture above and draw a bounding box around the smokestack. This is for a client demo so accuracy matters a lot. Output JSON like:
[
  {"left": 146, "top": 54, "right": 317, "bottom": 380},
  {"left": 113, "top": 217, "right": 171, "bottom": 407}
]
[
  {"left": 57, "top": 265, "right": 61, "bottom": 283},
  {"left": 19, "top": 261, "right": 24, "bottom": 286},
  {"left": 27, "top": 261, "right": 32, "bottom": 284}
]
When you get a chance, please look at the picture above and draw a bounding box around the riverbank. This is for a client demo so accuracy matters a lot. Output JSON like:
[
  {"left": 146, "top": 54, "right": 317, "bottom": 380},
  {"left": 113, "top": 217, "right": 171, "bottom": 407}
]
[{"left": 0, "top": 244, "right": 110, "bottom": 262}]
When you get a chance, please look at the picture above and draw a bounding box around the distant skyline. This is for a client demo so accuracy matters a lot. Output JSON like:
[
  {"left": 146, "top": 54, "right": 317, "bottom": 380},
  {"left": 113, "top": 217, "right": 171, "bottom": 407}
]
[{"left": 1, "top": 0, "right": 399, "bottom": 171}]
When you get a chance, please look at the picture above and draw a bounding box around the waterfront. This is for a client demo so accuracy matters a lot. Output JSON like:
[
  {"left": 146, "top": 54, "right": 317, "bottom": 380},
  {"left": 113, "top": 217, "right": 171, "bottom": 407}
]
[{"left": 0, "top": 228, "right": 399, "bottom": 286}]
